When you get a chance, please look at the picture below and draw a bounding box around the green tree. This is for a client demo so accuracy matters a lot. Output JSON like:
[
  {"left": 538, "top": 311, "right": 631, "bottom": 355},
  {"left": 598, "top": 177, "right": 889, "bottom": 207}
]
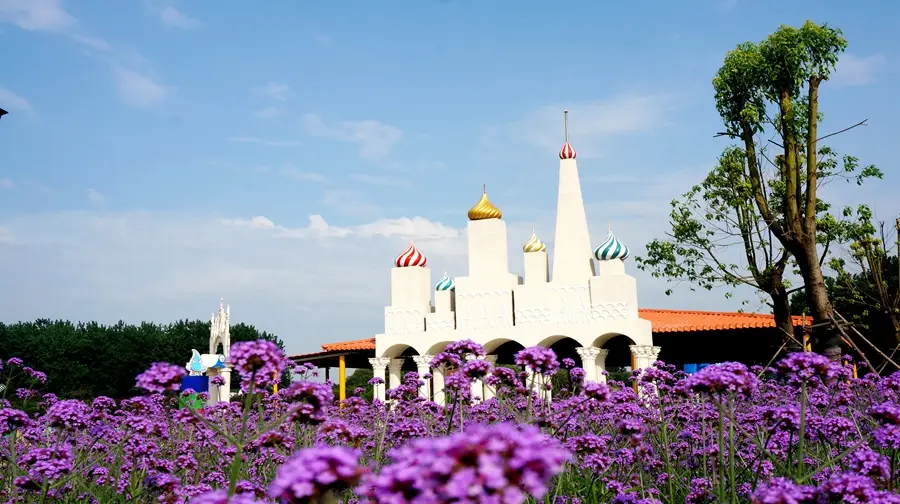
[
  {"left": 711, "top": 20, "right": 882, "bottom": 355},
  {"left": 828, "top": 210, "right": 900, "bottom": 348},
  {"left": 338, "top": 368, "right": 374, "bottom": 402},
  {"left": 637, "top": 146, "right": 797, "bottom": 344}
]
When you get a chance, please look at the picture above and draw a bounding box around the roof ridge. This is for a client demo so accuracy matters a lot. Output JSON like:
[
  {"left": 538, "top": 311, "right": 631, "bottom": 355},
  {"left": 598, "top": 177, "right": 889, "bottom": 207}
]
[{"left": 638, "top": 308, "right": 773, "bottom": 318}]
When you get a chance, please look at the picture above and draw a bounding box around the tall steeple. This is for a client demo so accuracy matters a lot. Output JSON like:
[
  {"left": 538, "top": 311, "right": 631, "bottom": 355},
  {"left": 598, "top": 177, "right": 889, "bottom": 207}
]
[{"left": 551, "top": 110, "right": 595, "bottom": 284}]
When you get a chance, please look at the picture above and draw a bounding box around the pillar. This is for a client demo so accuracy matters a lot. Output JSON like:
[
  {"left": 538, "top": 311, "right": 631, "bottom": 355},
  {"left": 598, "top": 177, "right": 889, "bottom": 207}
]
[
  {"left": 220, "top": 366, "right": 232, "bottom": 403},
  {"left": 575, "top": 347, "right": 601, "bottom": 383},
  {"left": 368, "top": 357, "right": 390, "bottom": 402},
  {"left": 432, "top": 365, "right": 446, "bottom": 405},
  {"left": 389, "top": 358, "right": 405, "bottom": 391},
  {"left": 483, "top": 355, "right": 498, "bottom": 400},
  {"left": 338, "top": 355, "right": 346, "bottom": 402},
  {"left": 206, "top": 369, "right": 220, "bottom": 406},
  {"left": 595, "top": 349, "right": 609, "bottom": 383},
  {"left": 629, "top": 345, "right": 661, "bottom": 371},
  {"left": 412, "top": 355, "right": 433, "bottom": 399}
]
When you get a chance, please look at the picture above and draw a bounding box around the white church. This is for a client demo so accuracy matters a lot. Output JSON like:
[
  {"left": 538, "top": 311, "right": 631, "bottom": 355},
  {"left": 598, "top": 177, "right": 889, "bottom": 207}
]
[{"left": 365, "top": 111, "right": 660, "bottom": 402}]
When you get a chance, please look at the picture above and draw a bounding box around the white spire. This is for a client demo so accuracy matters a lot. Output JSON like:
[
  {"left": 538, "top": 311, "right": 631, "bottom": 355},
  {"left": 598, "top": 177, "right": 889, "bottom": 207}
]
[{"left": 551, "top": 110, "right": 595, "bottom": 284}]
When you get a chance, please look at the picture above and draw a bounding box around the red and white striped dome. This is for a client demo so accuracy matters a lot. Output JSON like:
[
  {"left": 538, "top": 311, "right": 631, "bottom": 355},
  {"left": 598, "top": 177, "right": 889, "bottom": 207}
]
[
  {"left": 559, "top": 141, "right": 576, "bottom": 160},
  {"left": 394, "top": 241, "right": 427, "bottom": 267}
]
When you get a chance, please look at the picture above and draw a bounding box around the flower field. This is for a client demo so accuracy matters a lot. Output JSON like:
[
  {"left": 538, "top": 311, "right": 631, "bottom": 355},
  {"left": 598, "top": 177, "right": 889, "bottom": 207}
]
[{"left": 2, "top": 339, "right": 900, "bottom": 503}]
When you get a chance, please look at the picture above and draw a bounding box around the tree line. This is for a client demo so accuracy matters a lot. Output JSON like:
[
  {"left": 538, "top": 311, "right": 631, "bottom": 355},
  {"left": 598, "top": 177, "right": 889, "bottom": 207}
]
[
  {"left": 636, "top": 20, "right": 899, "bottom": 366},
  {"left": 0, "top": 319, "right": 286, "bottom": 399}
]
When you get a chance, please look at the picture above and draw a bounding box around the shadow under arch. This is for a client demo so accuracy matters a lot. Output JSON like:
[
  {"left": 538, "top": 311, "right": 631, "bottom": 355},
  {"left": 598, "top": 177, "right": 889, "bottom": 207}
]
[
  {"left": 537, "top": 335, "right": 582, "bottom": 365},
  {"left": 593, "top": 333, "right": 636, "bottom": 369},
  {"left": 382, "top": 344, "right": 422, "bottom": 372},
  {"left": 492, "top": 340, "right": 526, "bottom": 366}
]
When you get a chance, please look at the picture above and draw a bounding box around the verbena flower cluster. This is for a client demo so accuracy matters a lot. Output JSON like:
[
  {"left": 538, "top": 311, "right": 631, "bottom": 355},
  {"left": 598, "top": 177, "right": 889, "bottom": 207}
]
[{"left": 2, "top": 346, "right": 900, "bottom": 503}]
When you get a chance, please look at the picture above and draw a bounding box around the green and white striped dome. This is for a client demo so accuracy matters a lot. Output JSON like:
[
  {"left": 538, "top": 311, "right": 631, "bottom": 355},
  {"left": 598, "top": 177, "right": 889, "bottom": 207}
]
[
  {"left": 435, "top": 272, "right": 455, "bottom": 291},
  {"left": 594, "top": 230, "right": 629, "bottom": 261}
]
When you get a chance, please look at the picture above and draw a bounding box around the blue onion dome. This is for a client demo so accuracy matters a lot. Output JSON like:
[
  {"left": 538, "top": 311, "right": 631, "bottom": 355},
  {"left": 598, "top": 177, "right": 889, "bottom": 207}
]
[
  {"left": 594, "top": 230, "right": 629, "bottom": 261},
  {"left": 435, "top": 271, "right": 455, "bottom": 291}
]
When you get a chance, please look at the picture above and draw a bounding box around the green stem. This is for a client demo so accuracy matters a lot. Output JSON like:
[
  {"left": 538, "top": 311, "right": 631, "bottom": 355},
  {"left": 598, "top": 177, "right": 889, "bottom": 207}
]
[
  {"left": 717, "top": 400, "right": 726, "bottom": 500},
  {"left": 728, "top": 394, "right": 737, "bottom": 503},
  {"left": 798, "top": 380, "right": 807, "bottom": 476}
]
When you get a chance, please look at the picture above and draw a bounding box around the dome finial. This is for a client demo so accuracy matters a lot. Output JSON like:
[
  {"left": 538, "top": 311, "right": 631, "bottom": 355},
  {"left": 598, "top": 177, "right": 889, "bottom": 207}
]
[
  {"left": 523, "top": 225, "right": 546, "bottom": 253},
  {"left": 467, "top": 185, "right": 502, "bottom": 220},
  {"left": 559, "top": 110, "right": 576, "bottom": 159},
  {"left": 395, "top": 241, "right": 427, "bottom": 267},
  {"left": 594, "top": 228, "right": 629, "bottom": 261},
  {"left": 435, "top": 271, "right": 455, "bottom": 291}
]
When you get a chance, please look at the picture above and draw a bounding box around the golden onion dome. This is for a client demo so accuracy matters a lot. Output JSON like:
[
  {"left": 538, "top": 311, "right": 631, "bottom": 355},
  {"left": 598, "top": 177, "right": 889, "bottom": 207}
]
[
  {"left": 467, "top": 186, "right": 502, "bottom": 221},
  {"left": 522, "top": 227, "right": 546, "bottom": 253}
]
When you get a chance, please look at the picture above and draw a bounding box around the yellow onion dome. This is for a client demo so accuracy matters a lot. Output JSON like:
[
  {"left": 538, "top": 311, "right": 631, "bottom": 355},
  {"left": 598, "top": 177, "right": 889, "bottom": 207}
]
[
  {"left": 467, "top": 187, "right": 502, "bottom": 221},
  {"left": 522, "top": 228, "right": 546, "bottom": 253}
]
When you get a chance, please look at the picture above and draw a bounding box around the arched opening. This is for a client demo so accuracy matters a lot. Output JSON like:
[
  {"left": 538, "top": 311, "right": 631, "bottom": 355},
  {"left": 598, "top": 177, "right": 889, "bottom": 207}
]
[
  {"left": 595, "top": 333, "right": 636, "bottom": 383},
  {"left": 382, "top": 344, "right": 421, "bottom": 373},
  {"left": 537, "top": 335, "right": 580, "bottom": 365},
  {"left": 425, "top": 341, "right": 453, "bottom": 357},
  {"left": 491, "top": 340, "right": 525, "bottom": 365}
]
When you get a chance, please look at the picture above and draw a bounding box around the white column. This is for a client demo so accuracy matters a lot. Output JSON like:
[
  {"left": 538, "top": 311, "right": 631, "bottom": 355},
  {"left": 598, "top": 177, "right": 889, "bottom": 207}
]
[
  {"left": 629, "top": 345, "right": 662, "bottom": 371},
  {"left": 368, "top": 358, "right": 390, "bottom": 402},
  {"left": 596, "top": 349, "right": 609, "bottom": 383},
  {"left": 412, "top": 355, "right": 433, "bottom": 399},
  {"left": 388, "top": 358, "right": 405, "bottom": 391},
  {"left": 575, "top": 347, "right": 601, "bottom": 383},
  {"left": 483, "top": 355, "right": 498, "bottom": 400},
  {"left": 205, "top": 369, "right": 220, "bottom": 406},
  {"left": 465, "top": 354, "right": 483, "bottom": 402},
  {"left": 220, "top": 366, "right": 232, "bottom": 403},
  {"left": 432, "top": 365, "right": 446, "bottom": 405}
]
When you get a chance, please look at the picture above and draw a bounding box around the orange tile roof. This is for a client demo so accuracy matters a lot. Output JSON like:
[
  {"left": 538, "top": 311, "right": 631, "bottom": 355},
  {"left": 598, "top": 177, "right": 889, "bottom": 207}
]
[
  {"left": 296, "top": 309, "right": 808, "bottom": 358},
  {"left": 321, "top": 338, "right": 378, "bottom": 352},
  {"left": 639, "top": 308, "right": 807, "bottom": 333}
]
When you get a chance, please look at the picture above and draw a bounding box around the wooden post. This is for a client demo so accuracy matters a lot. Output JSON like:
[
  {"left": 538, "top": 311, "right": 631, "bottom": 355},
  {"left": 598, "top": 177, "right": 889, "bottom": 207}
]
[
  {"left": 630, "top": 352, "right": 637, "bottom": 394},
  {"left": 325, "top": 367, "right": 330, "bottom": 382},
  {"left": 339, "top": 355, "right": 346, "bottom": 401},
  {"left": 272, "top": 371, "right": 278, "bottom": 394}
]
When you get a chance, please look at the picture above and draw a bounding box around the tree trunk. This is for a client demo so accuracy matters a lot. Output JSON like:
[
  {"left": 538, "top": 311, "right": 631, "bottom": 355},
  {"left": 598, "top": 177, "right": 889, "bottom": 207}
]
[
  {"left": 794, "top": 239, "right": 841, "bottom": 359},
  {"left": 771, "top": 285, "right": 800, "bottom": 352}
]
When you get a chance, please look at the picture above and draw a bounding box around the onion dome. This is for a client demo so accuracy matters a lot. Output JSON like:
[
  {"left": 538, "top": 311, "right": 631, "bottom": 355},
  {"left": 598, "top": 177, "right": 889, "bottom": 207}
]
[
  {"left": 435, "top": 272, "right": 455, "bottom": 291},
  {"left": 522, "top": 227, "right": 546, "bottom": 253},
  {"left": 467, "top": 186, "right": 502, "bottom": 221},
  {"left": 594, "top": 230, "right": 629, "bottom": 261},
  {"left": 395, "top": 241, "right": 427, "bottom": 267},
  {"left": 559, "top": 142, "right": 576, "bottom": 160}
]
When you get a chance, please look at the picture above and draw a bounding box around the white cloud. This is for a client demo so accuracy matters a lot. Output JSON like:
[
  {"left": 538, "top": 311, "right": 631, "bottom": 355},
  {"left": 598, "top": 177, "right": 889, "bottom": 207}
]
[
  {"left": 87, "top": 188, "right": 104, "bottom": 206},
  {"left": 228, "top": 136, "right": 301, "bottom": 147},
  {"left": 484, "top": 94, "right": 670, "bottom": 159},
  {"left": 0, "top": 0, "right": 75, "bottom": 31},
  {"left": 159, "top": 6, "right": 201, "bottom": 29},
  {"left": 301, "top": 113, "right": 404, "bottom": 161},
  {"left": 0, "top": 178, "right": 13, "bottom": 189},
  {"left": 0, "top": 204, "right": 751, "bottom": 355},
  {"left": 0, "top": 87, "right": 33, "bottom": 114},
  {"left": 112, "top": 66, "right": 172, "bottom": 108},
  {"left": 257, "top": 82, "right": 290, "bottom": 101},
  {"left": 832, "top": 53, "right": 886, "bottom": 87},
  {"left": 281, "top": 167, "right": 330, "bottom": 184}
]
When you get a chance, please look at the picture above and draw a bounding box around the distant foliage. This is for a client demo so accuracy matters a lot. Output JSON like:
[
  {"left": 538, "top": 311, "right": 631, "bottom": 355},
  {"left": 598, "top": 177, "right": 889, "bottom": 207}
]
[{"left": 0, "top": 319, "right": 286, "bottom": 399}]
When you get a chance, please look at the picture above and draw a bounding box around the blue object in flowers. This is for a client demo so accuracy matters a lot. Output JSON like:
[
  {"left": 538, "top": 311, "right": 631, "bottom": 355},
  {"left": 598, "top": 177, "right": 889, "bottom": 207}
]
[
  {"left": 181, "top": 375, "right": 209, "bottom": 393},
  {"left": 683, "top": 364, "right": 698, "bottom": 374}
]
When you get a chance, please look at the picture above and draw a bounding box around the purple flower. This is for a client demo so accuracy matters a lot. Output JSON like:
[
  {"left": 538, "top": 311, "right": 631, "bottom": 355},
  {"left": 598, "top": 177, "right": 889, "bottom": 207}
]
[
  {"left": 751, "top": 477, "right": 814, "bottom": 504},
  {"left": 582, "top": 381, "right": 610, "bottom": 402},
  {"left": 210, "top": 375, "right": 226, "bottom": 387},
  {"left": 360, "top": 423, "right": 570, "bottom": 503},
  {"left": 230, "top": 340, "right": 288, "bottom": 391},
  {"left": 18, "top": 446, "right": 75, "bottom": 484},
  {"left": 515, "top": 346, "right": 560, "bottom": 376},
  {"left": 189, "top": 490, "right": 266, "bottom": 504},
  {"left": 368, "top": 376, "right": 384, "bottom": 385},
  {"left": 682, "top": 362, "right": 756, "bottom": 395},
  {"left": 268, "top": 446, "right": 365, "bottom": 503},
  {"left": 777, "top": 352, "right": 849, "bottom": 386},
  {"left": 462, "top": 358, "right": 492, "bottom": 379},
  {"left": 45, "top": 399, "right": 92, "bottom": 431},
  {"left": 283, "top": 381, "right": 334, "bottom": 424},
  {"left": 443, "top": 339, "right": 486, "bottom": 358},
  {"left": 6, "top": 357, "right": 23, "bottom": 367},
  {"left": 0, "top": 407, "right": 31, "bottom": 435},
  {"left": 136, "top": 362, "right": 187, "bottom": 393}
]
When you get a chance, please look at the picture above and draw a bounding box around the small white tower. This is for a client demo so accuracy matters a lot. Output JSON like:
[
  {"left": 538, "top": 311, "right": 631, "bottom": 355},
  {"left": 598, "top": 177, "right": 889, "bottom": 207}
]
[
  {"left": 551, "top": 110, "right": 596, "bottom": 285},
  {"left": 522, "top": 226, "right": 549, "bottom": 284},
  {"left": 589, "top": 228, "right": 639, "bottom": 318},
  {"left": 461, "top": 186, "right": 516, "bottom": 289},
  {"left": 385, "top": 241, "right": 431, "bottom": 334},
  {"left": 433, "top": 271, "right": 456, "bottom": 313}
]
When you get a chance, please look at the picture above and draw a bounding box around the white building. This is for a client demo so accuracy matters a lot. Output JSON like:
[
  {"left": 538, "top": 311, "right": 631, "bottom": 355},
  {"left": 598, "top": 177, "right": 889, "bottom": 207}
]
[{"left": 367, "top": 111, "right": 659, "bottom": 402}]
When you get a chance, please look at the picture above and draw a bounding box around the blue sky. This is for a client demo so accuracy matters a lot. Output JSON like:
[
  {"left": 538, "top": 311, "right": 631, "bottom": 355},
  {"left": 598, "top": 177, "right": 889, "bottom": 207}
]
[{"left": 1, "top": 0, "right": 898, "bottom": 354}]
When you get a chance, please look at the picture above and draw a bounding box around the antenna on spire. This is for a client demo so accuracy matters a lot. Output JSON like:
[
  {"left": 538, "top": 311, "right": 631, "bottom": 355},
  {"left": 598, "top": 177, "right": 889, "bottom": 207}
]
[
  {"left": 608, "top": 221, "right": 612, "bottom": 233},
  {"left": 532, "top": 224, "right": 536, "bottom": 234},
  {"left": 483, "top": 183, "right": 486, "bottom": 194},
  {"left": 564, "top": 110, "right": 569, "bottom": 143}
]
